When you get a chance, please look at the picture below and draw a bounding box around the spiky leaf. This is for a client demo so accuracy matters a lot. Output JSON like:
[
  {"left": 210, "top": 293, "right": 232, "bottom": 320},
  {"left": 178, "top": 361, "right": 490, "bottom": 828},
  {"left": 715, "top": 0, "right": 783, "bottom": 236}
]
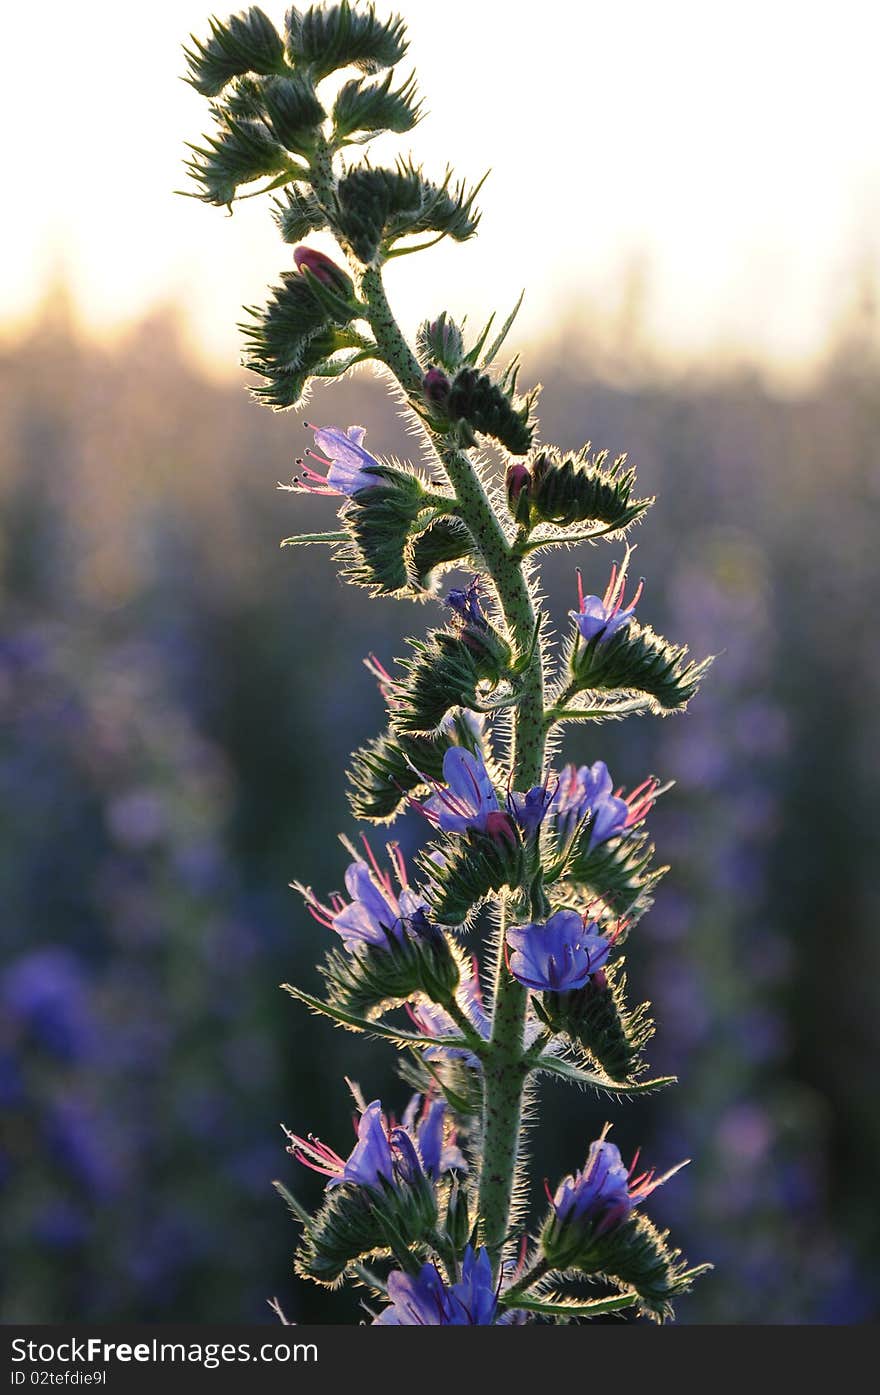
[
  {"left": 262, "top": 73, "right": 326, "bottom": 154},
  {"left": 333, "top": 72, "right": 422, "bottom": 139},
  {"left": 524, "top": 446, "right": 653, "bottom": 532},
  {"left": 390, "top": 629, "right": 511, "bottom": 736},
  {"left": 538, "top": 964, "right": 654, "bottom": 1083},
  {"left": 410, "top": 517, "right": 473, "bottom": 590},
  {"left": 285, "top": 2, "right": 408, "bottom": 79},
  {"left": 319, "top": 931, "right": 462, "bottom": 1020},
  {"left": 184, "top": 7, "right": 287, "bottom": 96},
  {"left": 569, "top": 619, "right": 713, "bottom": 713},
  {"left": 446, "top": 366, "right": 535, "bottom": 456},
  {"left": 336, "top": 164, "right": 482, "bottom": 263},
  {"left": 273, "top": 185, "right": 329, "bottom": 240},
  {"left": 421, "top": 829, "right": 523, "bottom": 928},
  {"left": 185, "top": 117, "right": 290, "bottom": 205}
]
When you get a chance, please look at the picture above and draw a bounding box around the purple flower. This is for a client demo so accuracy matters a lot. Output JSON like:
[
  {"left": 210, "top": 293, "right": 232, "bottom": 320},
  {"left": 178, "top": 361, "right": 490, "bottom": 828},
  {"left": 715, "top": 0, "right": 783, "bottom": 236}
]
[
  {"left": 549, "top": 761, "right": 658, "bottom": 851},
  {"left": 445, "top": 577, "right": 487, "bottom": 629},
  {"left": 287, "top": 1093, "right": 462, "bottom": 1196},
  {"left": 295, "top": 425, "right": 383, "bottom": 496},
  {"left": 570, "top": 559, "right": 644, "bottom": 643},
  {"left": 552, "top": 1128, "right": 686, "bottom": 1236},
  {"left": 401, "top": 1095, "right": 467, "bottom": 1177},
  {"left": 298, "top": 843, "right": 430, "bottom": 952},
  {"left": 508, "top": 783, "right": 554, "bottom": 839},
  {"left": 506, "top": 909, "right": 612, "bottom": 992},
  {"left": 422, "top": 747, "right": 502, "bottom": 835},
  {"left": 374, "top": 1245, "right": 497, "bottom": 1325},
  {"left": 287, "top": 1099, "right": 399, "bottom": 1192}
]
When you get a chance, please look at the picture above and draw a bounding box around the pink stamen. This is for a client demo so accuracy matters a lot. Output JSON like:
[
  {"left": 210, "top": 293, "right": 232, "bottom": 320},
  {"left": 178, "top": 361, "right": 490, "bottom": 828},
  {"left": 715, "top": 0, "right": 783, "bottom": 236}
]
[
  {"left": 576, "top": 567, "right": 585, "bottom": 611},
  {"left": 543, "top": 1177, "right": 555, "bottom": 1205},
  {"left": 360, "top": 834, "right": 394, "bottom": 896},
  {"left": 602, "top": 561, "right": 620, "bottom": 609}
]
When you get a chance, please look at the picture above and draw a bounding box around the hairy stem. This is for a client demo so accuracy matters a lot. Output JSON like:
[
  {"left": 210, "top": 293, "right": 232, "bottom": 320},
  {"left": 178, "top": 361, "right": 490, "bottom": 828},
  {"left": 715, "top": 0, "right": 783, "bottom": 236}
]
[{"left": 356, "top": 261, "right": 545, "bottom": 1277}]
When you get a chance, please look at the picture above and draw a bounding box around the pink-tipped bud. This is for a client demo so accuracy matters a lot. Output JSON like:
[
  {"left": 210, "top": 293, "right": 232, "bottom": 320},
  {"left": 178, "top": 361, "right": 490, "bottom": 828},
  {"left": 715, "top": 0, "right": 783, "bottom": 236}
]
[
  {"left": 423, "top": 366, "right": 451, "bottom": 406},
  {"left": 293, "top": 246, "right": 353, "bottom": 297},
  {"left": 484, "top": 810, "right": 519, "bottom": 851},
  {"left": 506, "top": 462, "right": 532, "bottom": 525}
]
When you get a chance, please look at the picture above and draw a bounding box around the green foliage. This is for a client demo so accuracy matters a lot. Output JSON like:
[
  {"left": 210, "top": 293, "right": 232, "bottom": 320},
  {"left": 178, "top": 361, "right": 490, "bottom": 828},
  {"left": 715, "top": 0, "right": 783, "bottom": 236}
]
[
  {"left": 261, "top": 73, "right": 326, "bottom": 153},
  {"left": 521, "top": 446, "right": 654, "bottom": 533},
  {"left": 295, "top": 1173, "right": 437, "bottom": 1287},
  {"left": 537, "top": 964, "right": 655, "bottom": 1084},
  {"left": 240, "top": 269, "right": 363, "bottom": 407},
  {"left": 568, "top": 619, "right": 713, "bottom": 713},
  {"left": 410, "top": 517, "right": 473, "bottom": 590},
  {"left": 446, "top": 366, "right": 536, "bottom": 457},
  {"left": 347, "top": 711, "right": 482, "bottom": 823},
  {"left": 390, "top": 627, "right": 512, "bottom": 736},
  {"left": 336, "top": 163, "right": 482, "bottom": 263},
  {"left": 273, "top": 185, "right": 329, "bottom": 240},
  {"left": 334, "top": 467, "right": 434, "bottom": 595},
  {"left": 185, "top": 115, "right": 290, "bottom": 205},
  {"left": 554, "top": 825, "right": 664, "bottom": 921},
  {"left": 333, "top": 71, "right": 422, "bottom": 139},
  {"left": 542, "top": 1209, "right": 709, "bottom": 1323},
  {"left": 185, "top": 7, "right": 288, "bottom": 97},
  {"left": 319, "top": 931, "right": 462, "bottom": 1019},
  {"left": 416, "top": 313, "right": 465, "bottom": 372},
  {"left": 420, "top": 828, "right": 523, "bottom": 928},
  {"left": 285, "top": 1, "right": 408, "bottom": 80}
]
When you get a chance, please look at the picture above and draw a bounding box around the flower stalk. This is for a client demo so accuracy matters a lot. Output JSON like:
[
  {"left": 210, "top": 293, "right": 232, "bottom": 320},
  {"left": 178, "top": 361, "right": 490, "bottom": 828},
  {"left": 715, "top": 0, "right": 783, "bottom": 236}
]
[{"left": 182, "top": 0, "right": 712, "bottom": 1323}]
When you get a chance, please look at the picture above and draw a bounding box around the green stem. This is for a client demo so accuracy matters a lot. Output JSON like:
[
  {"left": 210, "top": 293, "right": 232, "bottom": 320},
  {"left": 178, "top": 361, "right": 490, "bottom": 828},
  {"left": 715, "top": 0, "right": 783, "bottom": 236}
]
[{"left": 356, "top": 262, "right": 546, "bottom": 1279}]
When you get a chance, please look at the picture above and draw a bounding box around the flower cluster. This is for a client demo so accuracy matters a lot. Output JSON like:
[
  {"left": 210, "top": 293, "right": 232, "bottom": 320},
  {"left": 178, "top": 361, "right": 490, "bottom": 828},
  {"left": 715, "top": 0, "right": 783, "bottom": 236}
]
[{"left": 184, "top": 0, "right": 711, "bottom": 1325}]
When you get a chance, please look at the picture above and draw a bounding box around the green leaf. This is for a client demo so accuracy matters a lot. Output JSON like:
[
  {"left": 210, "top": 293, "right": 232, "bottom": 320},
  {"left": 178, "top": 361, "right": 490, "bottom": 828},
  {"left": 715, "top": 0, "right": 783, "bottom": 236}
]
[
  {"left": 281, "top": 530, "right": 349, "bottom": 547},
  {"left": 504, "top": 1291, "right": 639, "bottom": 1318},
  {"left": 333, "top": 71, "right": 422, "bottom": 139},
  {"left": 285, "top": 1, "right": 408, "bottom": 79},
  {"left": 409, "top": 516, "right": 473, "bottom": 591},
  {"left": 390, "top": 628, "right": 510, "bottom": 736},
  {"left": 184, "top": 7, "right": 288, "bottom": 97},
  {"left": 446, "top": 366, "right": 535, "bottom": 457},
  {"left": 537, "top": 964, "right": 655, "bottom": 1084},
  {"left": 336, "top": 163, "right": 482, "bottom": 264},
  {"left": 530, "top": 1052, "right": 675, "bottom": 1096},
  {"left": 184, "top": 117, "right": 291, "bottom": 205},
  {"left": 240, "top": 269, "right": 365, "bottom": 408},
  {"left": 317, "top": 933, "right": 462, "bottom": 1021},
  {"left": 421, "top": 829, "right": 523, "bottom": 928},
  {"left": 568, "top": 619, "right": 713, "bottom": 713},
  {"left": 553, "top": 826, "right": 664, "bottom": 921},
  {"left": 262, "top": 73, "right": 326, "bottom": 154},
  {"left": 272, "top": 1178, "right": 312, "bottom": 1225},
  {"left": 524, "top": 445, "right": 654, "bottom": 533},
  {"left": 281, "top": 982, "right": 470, "bottom": 1051},
  {"left": 347, "top": 714, "right": 482, "bottom": 824},
  {"left": 273, "top": 185, "right": 329, "bottom": 241}
]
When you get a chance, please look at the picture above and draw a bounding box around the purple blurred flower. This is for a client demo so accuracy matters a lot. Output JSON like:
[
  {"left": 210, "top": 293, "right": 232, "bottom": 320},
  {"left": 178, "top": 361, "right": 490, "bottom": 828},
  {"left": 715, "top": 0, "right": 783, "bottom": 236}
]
[
  {"left": 3, "top": 949, "right": 94, "bottom": 1061},
  {"left": 507, "top": 909, "right": 612, "bottom": 992},
  {"left": 374, "top": 1245, "right": 497, "bottom": 1325}
]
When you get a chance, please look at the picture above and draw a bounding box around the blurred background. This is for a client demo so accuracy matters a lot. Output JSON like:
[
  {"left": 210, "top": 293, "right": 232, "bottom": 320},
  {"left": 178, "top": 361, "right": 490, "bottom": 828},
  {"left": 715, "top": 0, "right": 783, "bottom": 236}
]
[{"left": 1, "top": 0, "right": 879, "bottom": 1324}]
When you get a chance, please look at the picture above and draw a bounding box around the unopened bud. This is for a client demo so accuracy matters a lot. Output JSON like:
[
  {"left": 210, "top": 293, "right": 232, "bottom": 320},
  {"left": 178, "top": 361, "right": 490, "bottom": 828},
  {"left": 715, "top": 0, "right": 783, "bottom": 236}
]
[
  {"left": 423, "top": 366, "right": 451, "bottom": 406},
  {"left": 506, "top": 462, "right": 532, "bottom": 525},
  {"left": 294, "top": 246, "right": 354, "bottom": 297}
]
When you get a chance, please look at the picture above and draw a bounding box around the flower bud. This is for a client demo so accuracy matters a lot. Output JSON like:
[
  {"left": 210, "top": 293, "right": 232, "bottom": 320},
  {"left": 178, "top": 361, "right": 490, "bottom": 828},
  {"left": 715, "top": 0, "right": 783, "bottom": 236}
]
[
  {"left": 505, "top": 462, "right": 532, "bottom": 525},
  {"left": 294, "top": 246, "right": 354, "bottom": 298},
  {"left": 445, "top": 1180, "right": 473, "bottom": 1251},
  {"left": 423, "top": 366, "right": 451, "bottom": 406}
]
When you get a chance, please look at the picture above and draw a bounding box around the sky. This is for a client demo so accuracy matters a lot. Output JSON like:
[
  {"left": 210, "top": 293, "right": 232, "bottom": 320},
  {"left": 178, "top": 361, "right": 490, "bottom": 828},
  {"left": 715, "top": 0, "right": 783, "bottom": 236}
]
[{"left": 4, "top": 0, "right": 879, "bottom": 378}]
